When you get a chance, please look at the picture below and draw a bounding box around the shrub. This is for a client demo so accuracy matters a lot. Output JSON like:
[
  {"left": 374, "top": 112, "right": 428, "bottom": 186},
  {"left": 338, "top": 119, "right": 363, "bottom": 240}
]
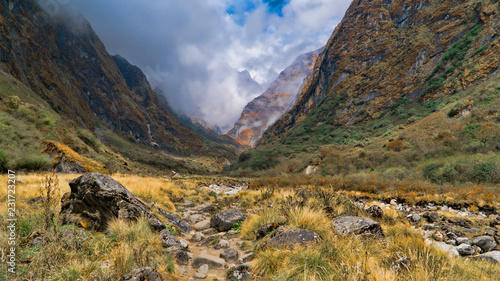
[
  {"left": 423, "top": 163, "right": 443, "bottom": 183},
  {"left": 15, "top": 155, "right": 51, "bottom": 171},
  {"left": 0, "top": 149, "right": 8, "bottom": 172},
  {"left": 7, "top": 95, "right": 21, "bottom": 109}
]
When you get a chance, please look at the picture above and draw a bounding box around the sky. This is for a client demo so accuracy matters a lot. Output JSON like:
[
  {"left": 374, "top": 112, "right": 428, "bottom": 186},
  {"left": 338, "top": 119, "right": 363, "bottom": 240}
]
[{"left": 66, "top": 0, "right": 352, "bottom": 132}]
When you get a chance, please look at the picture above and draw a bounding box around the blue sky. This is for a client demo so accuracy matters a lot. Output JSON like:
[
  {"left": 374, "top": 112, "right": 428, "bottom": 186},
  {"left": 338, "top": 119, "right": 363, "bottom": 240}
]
[{"left": 67, "top": 0, "right": 352, "bottom": 131}]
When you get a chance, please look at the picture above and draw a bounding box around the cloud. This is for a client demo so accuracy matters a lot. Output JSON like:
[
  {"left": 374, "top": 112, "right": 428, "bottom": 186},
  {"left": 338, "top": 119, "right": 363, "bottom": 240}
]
[{"left": 68, "top": 0, "right": 352, "bottom": 132}]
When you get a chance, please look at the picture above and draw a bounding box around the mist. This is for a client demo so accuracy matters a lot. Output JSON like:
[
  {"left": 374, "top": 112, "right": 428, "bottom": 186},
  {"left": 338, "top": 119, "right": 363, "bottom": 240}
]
[{"left": 66, "top": 0, "right": 352, "bottom": 132}]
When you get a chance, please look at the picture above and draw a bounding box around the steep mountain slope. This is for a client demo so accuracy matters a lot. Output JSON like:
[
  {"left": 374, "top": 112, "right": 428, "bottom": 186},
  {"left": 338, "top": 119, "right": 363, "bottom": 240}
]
[
  {"left": 227, "top": 49, "right": 321, "bottom": 147},
  {"left": 260, "top": 0, "right": 500, "bottom": 145},
  {"left": 0, "top": 0, "right": 203, "bottom": 154}
]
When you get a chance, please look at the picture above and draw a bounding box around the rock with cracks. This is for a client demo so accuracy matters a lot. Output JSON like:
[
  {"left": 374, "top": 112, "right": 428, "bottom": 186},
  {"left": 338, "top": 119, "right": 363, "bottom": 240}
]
[
  {"left": 266, "top": 228, "right": 320, "bottom": 248},
  {"left": 60, "top": 173, "right": 164, "bottom": 231},
  {"left": 333, "top": 215, "right": 384, "bottom": 238},
  {"left": 210, "top": 210, "right": 246, "bottom": 232}
]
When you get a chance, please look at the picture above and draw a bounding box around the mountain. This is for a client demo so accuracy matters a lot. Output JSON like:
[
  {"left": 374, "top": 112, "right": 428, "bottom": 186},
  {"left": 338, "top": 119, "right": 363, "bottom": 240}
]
[
  {"left": 227, "top": 49, "right": 321, "bottom": 147},
  {"left": 259, "top": 0, "right": 500, "bottom": 146},
  {"left": 230, "top": 0, "right": 500, "bottom": 178},
  {"left": 0, "top": 0, "right": 203, "bottom": 154}
]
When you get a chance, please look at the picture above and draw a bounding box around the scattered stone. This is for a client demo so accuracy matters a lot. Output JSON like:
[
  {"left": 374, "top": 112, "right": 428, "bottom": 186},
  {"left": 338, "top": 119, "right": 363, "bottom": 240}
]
[
  {"left": 191, "top": 232, "right": 205, "bottom": 242},
  {"left": 473, "top": 236, "right": 497, "bottom": 253},
  {"left": 266, "top": 228, "right": 320, "bottom": 248},
  {"left": 210, "top": 210, "right": 246, "bottom": 232},
  {"left": 227, "top": 264, "right": 252, "bottom": 281},
  {"left": 192, "top": 253, "right": 225, "bottom": 268},
  {"left": 423, "top": 224, "right": 436, "bottom": 230},
  {"left": 255, "top": 223, "right": 280, "bottom": 239},
  {"left": 214, "top": 239, "right": 230, "bottom": 250},
  {"left": 457, "top": 243, "right": 475, "bottom": 256},
  {"left": 390, "top": 256, "right": 410, "bottom": 271},
  {"left": 409, "top": 214, "right": 421, "bottom": 223},
  {"left": 227, "top": 230, "right": 239, "bottom": 236},
  {"left": 239, "top": 253, "right": 255, "bottom": 264},
  {"left": 202, "top": 228, "right": 217, "bottom": 236},
  {"left": 333, "top": 216, "right": 384, "bottom": 237},
  {"left": 446, "top": 240, "right": 456, "bottom": 245},
  {"left": 118, "top": 267, "right": 163, "bottom": 281},
  {"left": 366, "top": 205, "right": 383, "bottom": 219},
  {"left": 160, "top": 229, "right": 180, "bottom": 248},
  {"left": 156, "top": 207, "right": 193, "bottom": 234},
  {"left": 484, "top": 227, "right": 496, "bottom": 236},
  {"left": 194, "top": 219, "right": 212, "bottom": 231},
  {"left": 220, "top": 247, "right": 239, "bottom": 263},
  {"left": 424, "top": 212, "right": 439, "bottom": 223},
  {"left": 179, "top": 239, "right": 189, "bottom": 250},
  {"left": 200, "top": 205, "right": 218, "bottom": 213},
  {"left": 456, "top": 238, "right": 471, "bottom": 245},
  {"left": 446, "top": 232, "right": 458, "bottom": 240},
  {"left": 190, "top": 214, "right": 205, "bottom": 223},
  {"left": 173, "top": 250, "right": 192, "bottom": 265},
  {"left": 60, "top": 173, "right": 162, "bottom": 231}
]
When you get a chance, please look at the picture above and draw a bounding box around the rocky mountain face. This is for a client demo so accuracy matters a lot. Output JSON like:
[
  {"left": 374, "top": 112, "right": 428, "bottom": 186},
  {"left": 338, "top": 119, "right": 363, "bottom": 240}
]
[
  {"left": 0, "top": 0, "right": 203, "bottom": 153},
  {"left": 227, "top": 49, "right": 321, "bottom": 147},
  {"left": 260, "top": 0, "right": 500, "bottom": 145}
]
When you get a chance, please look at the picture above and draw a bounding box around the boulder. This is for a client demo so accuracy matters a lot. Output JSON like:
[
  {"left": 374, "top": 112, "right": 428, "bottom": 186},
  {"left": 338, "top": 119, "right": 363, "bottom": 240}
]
[
  {"left": 474, "top": 251, "right": 500, "bottom": 264},
  {"left": 160, "top": 229, "right": 181, "bottom": 248},
  {"left": 214, "top": 239, "right": 230, "bottom": 250},
  {"left": 173, "top": 250, "right": 192, "bottom": 265},
  {"left": 473, "top": 236, "right": 497, "bottom": 253},
  {"left": 266, "top": 228, "right": 319, "bottom": 248},
  {"left": 239, "top": 253, "right": 255, "bottom": 264},
  {"left": 220, "top": 247, "right": 239, "bottom": 263},
  {"left": 332, "top": 216, "right": 384, "bottom": 237},
  {"left": 118, "top": 267, "right": 163, "bottom": 281},
  {"left": 457, "top": 243, "right": 475, "bottom": 256},
  {"left": 431, "top": 241, "right": 459, "bottom": 256},
  {"left": 194, "top": 219, "right": 212, "bottom": 231},
  {"left": 456, "top": 237, "right": 471, "bottom": 245},
  {"left": 191, "top": 232, "right": 205, "bottom": 242},
  {"left": 192, "top": 253, "right": 225, "bottom": 268},
  {"left": 424, "top": 212, "right": 439, "bottom": 223},
  {"left": 60, "top": 173, "right": 163, "bottom": 231},
  {"left": 366, "top": 205, "right": 383, "bottom": 219},
  {"left": 211, "top": 210, "right": 246, "bottom": 232}
]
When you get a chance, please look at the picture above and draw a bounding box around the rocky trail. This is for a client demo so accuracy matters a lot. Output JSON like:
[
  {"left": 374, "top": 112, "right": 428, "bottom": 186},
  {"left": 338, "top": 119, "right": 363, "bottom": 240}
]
[{"left": 56, "top": 174, "right": 499, "bottom": 281}]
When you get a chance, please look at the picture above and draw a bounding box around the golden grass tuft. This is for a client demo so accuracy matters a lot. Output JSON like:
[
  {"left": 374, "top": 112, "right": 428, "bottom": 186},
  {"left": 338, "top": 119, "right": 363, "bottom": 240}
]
[{"left": 287, "top": 206, "right": 331, "bottom": 237}]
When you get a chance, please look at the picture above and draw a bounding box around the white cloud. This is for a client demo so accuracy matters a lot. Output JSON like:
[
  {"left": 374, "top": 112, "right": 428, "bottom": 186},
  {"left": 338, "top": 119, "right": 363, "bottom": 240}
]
[{"left": 69, "top": 0, "right": 352, "bottom": 130}]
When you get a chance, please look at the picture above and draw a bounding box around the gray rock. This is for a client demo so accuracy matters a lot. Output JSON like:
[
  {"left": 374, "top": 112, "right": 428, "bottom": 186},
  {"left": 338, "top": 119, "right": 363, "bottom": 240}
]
[
  {"left": 118, "top": 267, "right": 163, "bottom": 281},
  {"left": 425, "top": 212, "right": 439, "bottom": 223},
  {"left": 484, "top": 228, "right": 496, "bottom": 236},
  {"left": 198, "top": 264, "right": 210, "bottom": 274},
  {"left": 266, "top": 228, "right": 319, "bottom": 248},
  {"left": 473, "top": 236, "right": 497, "bottom": 253},
  {"left": 160, "top": 229, "right": 180, "bottom": 247},
  {"left": 214, "top": 239, "right": 230, "bottom": 250},
  {"left": 192, "top": 253, "right": 225, "bottom": 268},
  {"left": 60, "top": 173, "right": 163, "bottom": 231},
  {"left": 193, "top": 272, "right": 207, "bottom": 279},
  {"left": 366, "top": 205, "right": 383, "bottom": 219},
  {"left": 227, "top": 264, "right": 252, "bottom": 281},
  {"left": 333, "top": 216, "right": 384, "bottom": 237},
  {"left": 194, "top": 219, "right": 212, "bottom": 231},
  {"left": 409, "top": 214, "right": 421, "bottom": 223},
  {"left": 239, "top": 253, "right": 255, "bottom": 264},
  {"left": 474, "top": 251, "right": 500, "bottom": 264},
  {"left": 463, "top": 227, "right": 479, "bottom": 234},
  {"left": 457, "top": 243, "right": 475, "bottom": 256},
  {"left": 446, "top": 232, "right": 458, "bottom": 240},
  {"left": 220, "top": 247, "right": 239, "bottom": 263},
  {"left": 173, "top": 250, "right": 192, "bottom": 265},
  {"left": 456, "top": 238, "right": 471, "bottom": 245},
  {"left": 199, "top": 205, "right": 218, "bottom": 213},
  {"left": 431, "top": 241, "right": 459, "bottom": 256},
  {"left": 211, "top": 210, "right": 246, "bottom": 232},
  {"left": 191, "top": 232, "right": 205, "bottom": 242},
  {"left": 179, "top": 239, "right": 189, "bottom": 249},
  {"left": 155, "top": 207, "right": 193, "bottom": 234}
]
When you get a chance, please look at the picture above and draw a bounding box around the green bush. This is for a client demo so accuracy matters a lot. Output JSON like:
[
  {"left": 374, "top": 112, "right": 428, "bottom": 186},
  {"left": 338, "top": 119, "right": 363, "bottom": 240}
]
[
  {"left": 467, "top": 162, "right": 498, "bottom": 183},
  {"left": 423, "top": 163, "right": 443, "bottom": 183}
]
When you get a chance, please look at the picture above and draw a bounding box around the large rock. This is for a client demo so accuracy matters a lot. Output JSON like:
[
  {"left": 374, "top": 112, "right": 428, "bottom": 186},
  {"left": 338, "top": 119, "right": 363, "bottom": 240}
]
[
  {"left": 118, "top": 267, "right": 163, "bottom": 281},
  {"left": 159, "top": 229, "right": 181, "bottom": 248},
  {"left": 431, "top": 241, "right": 459, "bottom": 256},
  {"left": 220, "top": 247, "right": 239, "bottom": 263},
  {"left": 266, "top": 228, "right": 319, "bottom": 248},
  {"left": 457, "top": 243, "right": 475, "bottom": 256},
  {"left": 474, "top": 251, "right": 500, "bottom": 264},
  {"left": 366, "top": 205, "right": 383, "bottom": 219},
  {"left": 473, "top": 236, "right": 497, "bottom": 253},
  {"left": 192, "top": 253, "right": 225, "bottom": 269},
  {"left": 60, "top": 173, "right": 163, "bottom": 231},
  {"left": 332, "top": 216, "right": 384, "bottom": 237},
  {"left": 156, "top": 206, "right": 193, "bottom": 234},
  {"left": 210, "top": 210, "right": 246, "bottom": 232}
]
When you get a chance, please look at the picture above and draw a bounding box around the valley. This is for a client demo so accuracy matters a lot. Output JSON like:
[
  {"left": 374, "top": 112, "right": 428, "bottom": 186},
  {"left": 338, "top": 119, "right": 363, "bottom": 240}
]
[{"left": 1, "top": 0, "right": 500, "bottom": 280}]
